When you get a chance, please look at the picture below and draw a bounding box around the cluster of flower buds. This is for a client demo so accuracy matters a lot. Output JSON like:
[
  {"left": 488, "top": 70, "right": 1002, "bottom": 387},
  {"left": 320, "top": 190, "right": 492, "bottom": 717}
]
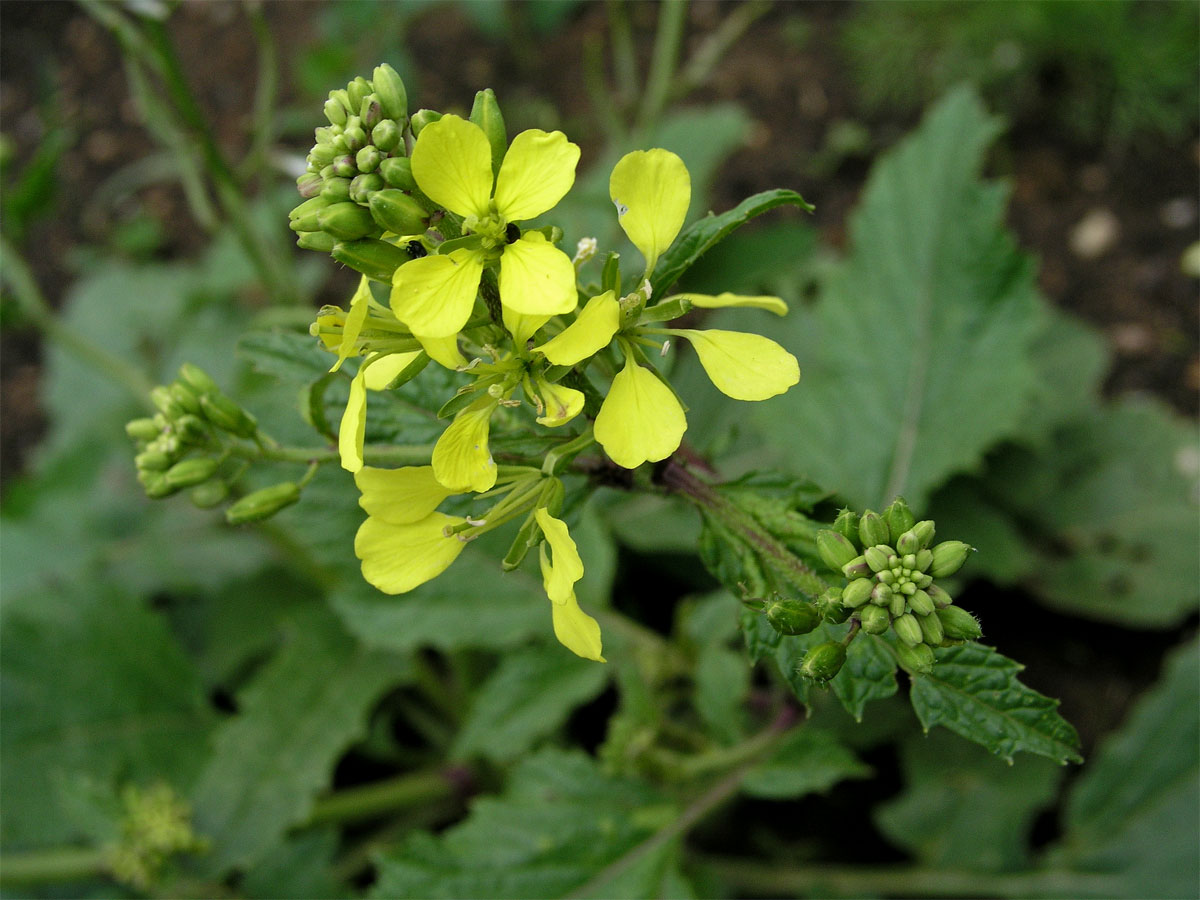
[
  {"left": 816, "top": 498, "right": 980, "bottom": 675},
  {"left": 126, "top": 365, "right": 302, "bottom": 524},
  {"left": 107, "top": 783, "right": 207, "bottom": 890}
]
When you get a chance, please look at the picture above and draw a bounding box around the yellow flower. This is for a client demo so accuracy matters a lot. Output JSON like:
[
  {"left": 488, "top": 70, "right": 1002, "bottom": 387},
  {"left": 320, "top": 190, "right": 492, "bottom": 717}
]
[
  {"left": 593, "top": 354, "right": 687, "bottom": 469},
  {"left": 355, "top": 512, "right": 468, "bottom": 594},
  {"left": 533, "top": 377, "right": 584, "bottom": 428},
  {"left": 338, "top": 350, "right": 424, "bottom": 473},
  {"left": 431, "top": 394, "right": 499, "bottom": 492},
  {"left": 668, "top": 329, "right": 799, "bottom": 401},
  {"left": 391, "top": 116, "right": 581, "bottom": 338},
  {"left": 535, "top": 508, "right": 603, "bottom": 661},
  {"left": 354, "top": 466, "right": 455, "bottom": 523},
  {"left": 609, "top": 149, "right": 690, "bottom": 276},
  {"left": 534, "top": 290, "right": 621, "bottom": 366}
]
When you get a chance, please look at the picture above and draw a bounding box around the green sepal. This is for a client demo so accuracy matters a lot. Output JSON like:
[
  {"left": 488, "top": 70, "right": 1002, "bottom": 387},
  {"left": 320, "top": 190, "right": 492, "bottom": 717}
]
[
  {"left": 290, "top": 195, "right": 334, "bottom": 224},
  {"left": 884, "top": 496, "right": 916, "bottom": 544},
  {"left": 765, "top": 598, "right": 821, "bottom": 636},
  {"left": 373, "top": 63, "right": 408, "bottom": 122},
  {"left": 179, "top": 363, "right": 219, "bottom": 396},
  {"left": 858, "top": 510, "right": 890, "bottom": 547},
  {"left": 189, "top": 479, "right": 229, "bottom": 509},
  {"left": 368, "top": 190, "right": 429, "bottom": 236},
  {"left": 346, "top": 76, "right": 371, "bottom": 111},
  {"left": 359, "top": 93, "right": 383, "bottom": 130},
  {"left": 634, "top": 296, "right": 692, "bottom": 325},
  {"left": 909, "top": 589, "right": 935, "bottom": 616},
  {"left": 318, "top": 202, "right": 378, "bottom": 242},
  {"left": 936, "top": 605, "right": 982, "bottom": 641},
  {"left": 410, "top": 109, "right": 442, "bottom": 136},
  {"left": 135, "top": 449, "right": 173, "bottom": 472},
  {"left": 859, "top": 604, "right": 890, "bottom": 635},
  {"left": 832, "top": 508, "right": 861, "bottom": 545},
  {"left": 163, "top": 457, "right": 220, "bottom": 490},
  {"left": 841, "top": 578, "right": 874, "bottom": 609},
  {"left": 896, "top": 641, "right": 935, "bottom": 676},
  {"left": 297, "top": 231, "right": 337, "bottom": 252},
  {"left": 125, "top": 417, "right": 160, "bottom": 442},
  {"left": 469, "top": 88, "right": 507, "bottom": 176},
  {"left": 379, "top": 157, "right": 416, "bottom": 190},
  {"left": 199, "top": 393, "right": 257, "bottom": 438},
  {"left": 225, "top": 482, "right": 301, "bottom": 525},
  {"left": 355, "top": 145, "right": 382, "bottom": 174},
  {"left": 380, "top": 352, "right": 431, "bottom": 391},
  {"left": 918, "top": 611, "right": 945, "bottom": 645},
  {"left": 798, "top": 642, "right": 847, "bottom": 683},
  {"left": 816, "top": 587, "right": 849, "bottom": 624},
  {"left": 930, "top": 541, "right": 972, "bottom": 578},
  {"left": 600, "top": 252, "right": 621, "bottom": 295},
  {"left": 817, "top": 529, "right": 859, "bottom": 573},
  {"left": 501, "top": 510, "right": 541, "bottom": 572},
  {"left": 332, "top": 238, "right": 412, "bottom": 283},
  {"left": 371, "top": 119, "right": 402, "bottom": 152},
  {"left": 436, "top": 376, "right": 503, "bottom": 419},
  {"left": 323, "top": 97, "right": 347, "bottom": 126}
]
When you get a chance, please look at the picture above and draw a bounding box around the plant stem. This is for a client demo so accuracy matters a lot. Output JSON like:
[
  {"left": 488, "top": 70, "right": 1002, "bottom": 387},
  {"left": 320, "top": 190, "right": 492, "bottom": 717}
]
[
  {"left": 659, "top": 459, "right": 829, "bottom": 598},
  {"left": 304, "top": 766, "right": 465, "bottom": 828},
  {"left": 695, "top": 858, "right": 1123, "bottom": 899},
  {"left": 637, "top": 0, "right": 689, "bottom": 134},
  {"left": 0, "top": 847, "right": 108, "bottom": 886},
  {"left": 0, "top": 237, "right": 156, "bottom": 407},
  {"left": 226, "top": 442, "right": 434, "bottom": 466}
]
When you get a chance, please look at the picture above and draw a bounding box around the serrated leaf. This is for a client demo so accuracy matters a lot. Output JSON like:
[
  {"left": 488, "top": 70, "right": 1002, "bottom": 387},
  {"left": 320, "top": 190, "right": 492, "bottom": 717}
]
[
  {"left": 237, "top": 329, "right": 335, "bottom": 383},
  {"left": 191, "top": 607, "right": 411, "bottom": 873},
  {"left": 909, "top": 642, "right": 1082, "bottom": 764},
  {"left": 768, "top": 87, "right": 1041, "bottom": 510},
  {"left": 742, "top": 727, "right": 871, "bottom": 800},
  {"left": 831, "top": 633, "right": 899, "bottom": 721},
  {"left": 371, "top": 749, "right": 685, "bottom": 899},
  {"left": 1, "top": 585, "right": 214, "bottom": 849},
  {"left": 874, "top": 730, "right": 1061, "bottom": 871},
  {"left": 452, "top": 646, "right": 610, "bottom": 764},
  {"left": 651, "top": 189, "right": 814, "bottom": 296},
  {"left": 1051, "top": 637, "right": 1199, "bottom": 898}
]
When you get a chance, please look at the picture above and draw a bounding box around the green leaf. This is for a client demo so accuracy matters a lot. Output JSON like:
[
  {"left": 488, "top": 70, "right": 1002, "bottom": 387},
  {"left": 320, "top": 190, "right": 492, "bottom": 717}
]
[
  {"left": 831, "top": 633, "right": 899, "bottom": 721},
  {"left": 1050, "top": 637, "right": 1199, "bottom": 898},
  {"left": 1, "top": 585, "right": 214, "bottom": 849},
  {"left": 742, "top": 727, "right": 871, "bottom": 800},
  {"left": 768, "top": 86, "right": 1042, "bottom": 510},
  {"left": 371, "top": 749, "right": 687, "bottom": 899},
  {"left": 241, "top": 828, "right": 349, "bottom": 900},
  {"left": 909, "top": 642, "right": 1082, "bottom": 764},
  {"left": 191, "top": 607, "right": 411, "bottom": 873},
  {"left": 237, "top": 328, "right": 334, "bottom": 384},
  {"left": 651, "top": 188, "right": 814, "bottom": 296},
  {"left": 694, "top": 644, "right": 752, "bottom": 744},
  {"left": 452, "top": 646, "right": 610, "bottom": 764},
  {"left": 1019, "top": 307, "right": 1108, "bottom": 444},
  {"left": 874, "top": 730, "right": 1062, "bottom": 871}
]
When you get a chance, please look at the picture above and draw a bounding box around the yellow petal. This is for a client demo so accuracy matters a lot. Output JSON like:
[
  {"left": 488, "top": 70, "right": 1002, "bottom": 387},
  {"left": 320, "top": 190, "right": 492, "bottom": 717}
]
[
  {"left": 355, "top": 512, "right": 467, "bottom": 594},
  {"left": 331, "top": 276, "right": 374, "bottom": 372},
  {"left": 410, "top": 114, "right": 493, "bottom": 219},
  {"left": 551, "top": 593, "right": 605, "bottom": 662},
  {"left": 594, "top": 357, "right": 686, "bottom": 469},
  {"left": 354, "top": 465, "right": 455, "bottom": 525},
  {"left": 391, "top": 249, "right": 484, "bottom": 338},
  {"left": 415, "top": 333, "right": 467, "bottom": 370},
  {"left": 535, "top": 508, "right": 584, "bottom": 603},
  {"left": 431, "top": 395, "right": 498, "bottom": 492},
  {"left": 339, "top": 367, "right": 367, "bottom": 473},
  {"left": 535, "top": 379, "right": 584, "bottom": 427},
  {"left": 669, "top": 292, "right": 789, "bottom": 317},
  {"left": 502, "top": 306, "right": 551, "bottom": 347},
  {"left": 609, "top": 149, "right": 691, "bottom": 275},
  {"left": 534, "top": 290, "right": 620, "bottom": 366},
  {"left": 363, "top": 350, "right": 423, "bottom": 391},
  {"left": 498, "top": 233, "right": 577, "bottom": 317},
  {"left": 493, "top": 129, "right": 581, "bottom": 222},
  {"left": 675, "top": 329, "right": 800, "bottom": 401}
]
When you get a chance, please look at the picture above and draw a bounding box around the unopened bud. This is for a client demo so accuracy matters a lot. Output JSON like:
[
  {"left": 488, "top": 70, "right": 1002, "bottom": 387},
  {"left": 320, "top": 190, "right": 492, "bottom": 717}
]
[
  {"left": 190, "top": 479, "right": 228, "bottom": 509},
  {"left": 858, "top": 511, "right": 890, "bottom": 548},
  {"left": 136, "top": 449, "right": 173, "bottom": 471},
  {"left": 164, "top": 457, "right": 220, "bottom": 489},
  {"left": 869, "top": 582, "right": 892, "bottom": 606},
  {"left": 926, "top": 583, "right": 954, "bottom": 608},
  {"left": 329, "top": 88, "right": 354, "bottom": 116},
  {"left": 349, "top": 173, "right": 384, "bottom": 205},
  {"left": 150, "top": 385, "right": 184, "bottom": 420},
  {"left": 379, "top": 156, "right": 417, "bottom": 190},
  {"left": 832, "top": 508, "right": 860, "bottom": 545},
  {"left": 766, "top": 598, "right": 821, "bottom": 636},
  {"left": 864, "top": 545, "right": 891, "bottom": 572},
  {"left": 410, "top": 109, "right": 442, "bottom": 136},
  {"left": 296, "top": 172, "right": 323, "bottom": 198},
  {"left": 373, "top": 64, "right": 408, "bottom": 122},
  {"left": 321, "top": 176, "right": 353, "bottom": 203},
  {"left": 140, "top": 471, "right": 176, "bottom": 499},
  {"left": 323, "top": 97, "right": 348, "bottom": 126},
  {"left": 842, "top": 555, "right": 871, "bottom": 579},
  {"left": 798, "top": 642, "right": 846, "bottom": 683},
  {"left": 817, "top": 529, "right": 858, "bottom": 573},
  {"left": 896, "top": 641, "right": 935, "bottom": 675},
  {"left": 290, "top": 195, "right": 333, "bottom": 222},
  {"left": 909, "top": 589, "right": 935, "bottom": 616},
  {"left": 332, "top": 238, "right": 412, "bottom": 284},
  {"left": 297, "top": 231, "right": 337, "bottom": 252},
  {"left": 841, "top": 577, "right": 874, "bottom": 608},
  {"left": 915, "top": 548, "right": 933, "bottom": 572},
  {"left": 126, "top": 417, "right": 160, "bottom": 442},
  {"left": 225, "top": 482, "right": 301, "bottom": 524},
  {"left": 911, "top": 520, "right": 936, "bottom": 549},
  {"left": 346, "top": 76, "right": 372, "bottom": 111},
  {"left": 179, "top": 363, "right": 219, "bottom": 396},
  {"left": 369, "top": 189, "right": 429, "bottom": 236},
  {"left": 885, "top": 497, "right": 916, "bottom": 544},
  {"left": 360, "top": 94, "right": 383, "bottom": 130},
  {"left": 334, "top": 153, "right": 359, "bottom": 177},
  {"left": 174, "top": 414, "right": 208, "bottom": 444},
  {"left": 936, "top": 605, "right": 982, "bottom": 641},
  {"left": 199, "top": 393, "right": 257, "bottom": 438},
  {"left": 893, "top": 613, "right": 923, "bottom": 647},
  {"left": 918, "top": 610, "right": 945, "bottom": 645},
  {"left": 318, "top": 202, "right": 378, "bottom": 242},
  {"left": 816, "top": 587, "right": 849, "bottom": 624},
  {"left": 889, "top": 592, "right": 907, "bottom": 617},
  {"left": 371, "top": 118, "right": 402, "bottom": 152},
  {"left": 308, "top": 143, "right": 336, "bottom": 167},
  {"left": 356, "top": 145, "right": 382, "bottom": 173},
  {"left": 859, "top": 604, "right": 890, "bottom": 634},
  {"left": 929, "top": 541, "right": 972, "bottom": 578},
  {"left": 469, "top": 88, "right": 507, "bottom": 174},
  {"left": 167, "top": 382, "right": 202, "bottom": 416}
]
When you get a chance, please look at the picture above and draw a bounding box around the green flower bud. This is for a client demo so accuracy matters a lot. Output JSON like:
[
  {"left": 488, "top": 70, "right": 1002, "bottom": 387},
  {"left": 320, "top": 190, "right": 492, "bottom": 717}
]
[
  {"left": 140, "top": 471, "right": 177, "bottom": 499},
  {"left": 918, "top": 610, "right": 945, "bottom": 645},
  {"left": 343, "top": 125, "right": 368, "bottom": 152},
  {"left": 167, "top": 382, "right": 202, "bottom": 416},
  {"left": 864, "top": 544, "right": 891, "bottom": 573},
  {"left": 832, "top": 508, "right": 860, "bottom": 545},
  {"left": 896, "top": 641, "right": 935, "bottom": 675},
  {"left": 329, "top": 88, "right": 354, "bottom": 117},
  {"left": 360, "top": 94, "right": 383, "bottom": 130},
  {"left": 899, "top": 581, "right": 917, "bottom": 596},
  {"left": 893, "top": 613, "right": 923, "bottom": 647},
  {"left": 926, "top": 583, "right": 954, "bottom": 608},
  {"left": 869, "top": 582, "right": 892, "bottom": 606},
  {"left": 909, "top": 588, "right": 935, "bottom": 616},
  {"left": 901, "top": 553, "right": 917, "bottom": 570},
  {"left": 885, "top": 496, "right": 916, "bottom": 544},
  {"left": 896, "top": 530, "right": 918, "bottom": 555},
  {"left": 332, "top": 238, "right": 412, "bottom": 284},
  {"left": 179, "top": 363, "right": 219, "bottom": 396},
  {"left": 816, "top": 529, "right": 858, "bottom": 573},
  {"left": 798, "top": 642, "right": 846, "bottom": 683},
  {"left": 889, "top": 592, "right": 907, "bottom": 617},
  {"left": 126, "top": 417, "right": 160, "bottom": 442},
  {"left": 766, "top": 598, "right": 821, "bottom": 636},
  {"left": 318, "top": 202, "right": 378, "bottom": 242},
  {"left": 858, "top": 510, "right": 890, "bottom": 548},
  {"left": 148, "top": 385, "right": 181, "bottom": 420},
  {"left": 930, "top": 541, "right": 972, "bottom": 578},
  {"left": 379, "top": 156, "right": 417, "bottom": 190},
  {"left": 323, "top": 97, "right": 347, "bottom": 126},
  {"left": 356, "top": 145, "right": 382, "bottom": 174},
  {"left": 816, "top": 587, "right": 850, "bottom": 624},
  {"left": 346, "top": 76, "right": 372, "bottom": 111},
  {"left": 373, "top": 64, "right": 408, "bottom": 121},
  {"left": 410, "top": 109, "right": 442, "bottom": 136},
  {"left": 842, "top": 555, "right": 871, "bottom": 579},
  {"left": 915, "top": 548, "right": 933, "bottom": 572},
  {"left": 199, "top": 393, "right": 257, "bottom": 438},
  {"left": 368, "top": 189, "right": 428, "bottom": 235},
  {"left": 841, "top": 577, "right": 874, "bottom": 608},
  {"left": 297, "top": 231, "right": 337, "bottom": 252},
  {"left": 911, "top": 520, "right": 936, "bottom": 549},
  {"left": 371, "top": 118, "right": 402, "bottom": 152},
  {"left": 469, "top": 88, "right": 507, "bottom": 175},
  {"left": 914, "top": 572, "right": 933, "bottom": 589},
  {"left": 291, "top": 195, "right": 333, "bottom": 222},
  {"left": 296, "top": 173, "right": 323, "bottom": 198},
  {"left": 859, "top": 604, "right": 891, "bottom": 634},
  {"left": 190, "top": 479, "right": 229, "bottom": 509},
  {"left": 349, "top": 173, "right": 385, "bottom": 205},
  {"left": 136, "top": 449, "right": 173, "bottom": 471},
  {"left": 333, "top": 153, "right": 359, "bottom": 178},
  {"left": 877, "top": 568, "right": 897, "bottom": 585},
  {"left": 308, "top": 143, "right": 337, "bottom": 167},
  {"left": 321, "top": 176, "right": 353, "bottom": 203},
  {"left": 225, "top": 482, "right": 301, "bottom": 525},
  {"left": 174, "top": 414, "right": 208, "bottom": 444},
  {"left": 164, "top": 457, "right": 220, "bottom": 489},
  {"left": 936, "top": 605, "right": 982, "bottom": 641}
]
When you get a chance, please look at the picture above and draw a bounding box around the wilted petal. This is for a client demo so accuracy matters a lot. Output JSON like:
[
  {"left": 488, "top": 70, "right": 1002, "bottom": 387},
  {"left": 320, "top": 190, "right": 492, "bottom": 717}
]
[
  {"left": 535, "top": 378, "right": 584, "bottom": 427},
  {"left": 363, "top": 350, "right": 423, "bottom": 391},
  {"left": 675, "top": 329, "right": 800, "bottom": 401},
  {"left": 493, "top": 128, "right": 580, "bottom": 222},
  {"left": 609, "top": 149, "right": 690, "bottom": 275},
  {"left": 355, "top": 465, "right": 455, "bottom": 525},
  {"left": 338, "top": 367, "right": 368, "bottom": 473},
  {"left": 670, "top": 292, "right": 789, "bottom": 317},
  {"left": 534, "top": 290, "right": 620, "bottom": 366},
  {"left": 498, "top": 233, "right": 577, "bottom": 317},
  {"left": 331, "top": 276, "right": 374, "bottom": 372},
  {"left": 551, "top": 593, "right": 605, "bottom": 662},
  {"left": 410, "top": 114, "right": 493, "bottom": 219},
  {"left": 535, "top": 508, "right": 584, "bottom": 603},
  {"left": 431, "top": 395, "right": 498, "bottom": 492},
  {"left": 391, "top": 249, "right": 485, "bottom": 338},
  {"left": 355, "top": 512, "right": 467, "bottom": 594},
  {"left": 594, "top": 357, "right": 686, "bottom": 469}
]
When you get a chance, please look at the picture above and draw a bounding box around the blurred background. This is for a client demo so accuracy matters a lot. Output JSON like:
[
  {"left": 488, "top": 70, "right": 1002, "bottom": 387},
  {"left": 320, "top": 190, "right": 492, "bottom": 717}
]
[{"left": 1, "top": 1, "right": 1197, "bottom": 897}]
